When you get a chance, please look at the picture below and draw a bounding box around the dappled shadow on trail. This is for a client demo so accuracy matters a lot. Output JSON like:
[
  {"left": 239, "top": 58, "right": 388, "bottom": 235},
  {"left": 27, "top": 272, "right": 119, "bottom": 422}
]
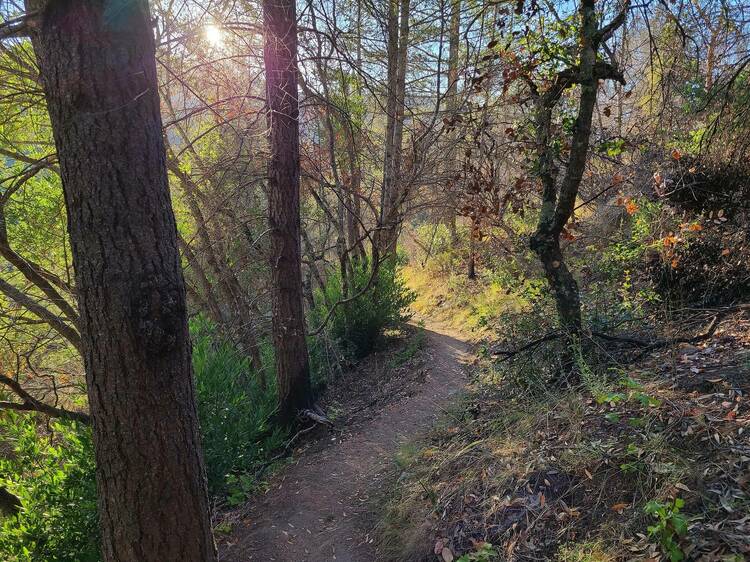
[{"left": 219, "top": 327, "right": 472, "bottom": 562}]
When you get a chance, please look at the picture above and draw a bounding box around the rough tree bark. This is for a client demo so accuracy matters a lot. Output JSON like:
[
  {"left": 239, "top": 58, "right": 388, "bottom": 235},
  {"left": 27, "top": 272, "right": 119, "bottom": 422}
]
[
  {"left": 25, "top": 1, "right": 217, "bottom": 560},
  {"left": 263, "top": 0, "right": 313, "bottom": 424},
  {"left": 0, "top": 486, "right": 21, "bottom": 516}
]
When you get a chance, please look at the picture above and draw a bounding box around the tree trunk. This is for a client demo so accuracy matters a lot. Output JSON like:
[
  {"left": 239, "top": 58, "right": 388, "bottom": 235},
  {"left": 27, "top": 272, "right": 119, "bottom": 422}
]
[
  {"left": 468, "top": 216, "right": 477, "bottom": 280},
  {"left": 529, "top": 0, "right": 626, "bottom": 377},
  {"left": 26, "top": 1, "right": 216, "bottom": 561},
  {"left": 389, "top": 0, "right": 411, "bottom": 204},
  {"left": 348, "top": 1, "right": 367, "bottom": 263},
  {"left": 378, "top": 0, "right": 400, "bottom": 255},
  {"left": 445, "top": 0, "right": 461, "bottom": 244},
  {"left": 263, "top": 0, "right": 313, "bottom": 425},
  {"left": 378, "top": 0, "right": 410, "bottom": 257},
  {"left": 0, "top": 486, "right": 21, "bottom": 516}
]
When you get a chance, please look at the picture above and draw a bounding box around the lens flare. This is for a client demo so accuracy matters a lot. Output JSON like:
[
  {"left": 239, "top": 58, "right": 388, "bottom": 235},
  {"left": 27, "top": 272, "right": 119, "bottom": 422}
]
[{"left": 204, "top": 24, "right": 224, "bottom": 47}]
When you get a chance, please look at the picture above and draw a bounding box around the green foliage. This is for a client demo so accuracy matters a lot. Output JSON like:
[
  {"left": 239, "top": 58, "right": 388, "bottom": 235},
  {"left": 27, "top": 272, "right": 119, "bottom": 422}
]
[
  {"left": 0, "top": 414, "right": 99, "bottom": 562},
  {"left": 0, "top": 320, "right": 288, "bottom": 562},
  {"left": 313, "top": 258, "right": 416, "bottom": 359},
  {"left": 191, "top": 317, "right": 286, "bottom": 496},
  {"left": 410, "top": 223, "right": 457, "bottom": 273},
  {"left": 597, "top": 138, "right": 626, "bottom": 158},
  {"left": 456, "top": 543, "right": 499, "bottom": 561},
  {"left": 600, "top": 197, "right": 663, "bottom": 273},
  {"left": 644, "top": 498, "right": 687, "bottom": 561}
]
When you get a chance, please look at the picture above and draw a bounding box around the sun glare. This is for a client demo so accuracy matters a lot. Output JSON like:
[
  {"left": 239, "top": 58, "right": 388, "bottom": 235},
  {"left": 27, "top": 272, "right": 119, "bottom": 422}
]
[{"left": 204, "top": 24, "right": 224, "bottom": 47}]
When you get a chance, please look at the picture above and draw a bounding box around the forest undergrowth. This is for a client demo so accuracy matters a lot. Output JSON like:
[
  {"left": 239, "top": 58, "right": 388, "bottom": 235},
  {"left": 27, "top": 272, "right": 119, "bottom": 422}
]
[
  {"left": 380, "top": 162, "right": 750, "bottom": 562},
  {"left": 0, "top": 266, "right": 415, "bottom": 561},
  {"left": 2, "top": 1, "right": 750, "bottom": 559}
]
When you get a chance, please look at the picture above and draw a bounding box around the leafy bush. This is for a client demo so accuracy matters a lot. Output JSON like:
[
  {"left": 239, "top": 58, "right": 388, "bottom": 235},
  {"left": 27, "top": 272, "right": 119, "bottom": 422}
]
[
  {"left": 647, "top": 222, "right": 750, "bottom": 306},
  {"left": 191, "top": 317, "right": 286, "bottom": 496},
  {"left": 312, "top": 258, "right": 416, "bottom": 359},
  {"left": 0, "top": 414, "right": 99, "bottom": 562},
  {"left": 659, "top": 157, "right": 750, "bottom": 216},
  {"left": 0, "top": 319, "right": 286, "bottom": 561},
  {"left": 410, "top": 223, "right": 458, "bottom": 273}
]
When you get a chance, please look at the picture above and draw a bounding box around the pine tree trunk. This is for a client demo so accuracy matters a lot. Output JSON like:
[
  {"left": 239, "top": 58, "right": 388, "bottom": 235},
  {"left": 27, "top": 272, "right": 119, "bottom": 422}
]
[
  {"left": 263, "top": 0, "right": 313, "bottom": 425},
  {"left": 26, "top": 1, "right": 217, "bottom": 560},
  {"left": 379, "top": 0, "right": 400, "bottom": 255}
]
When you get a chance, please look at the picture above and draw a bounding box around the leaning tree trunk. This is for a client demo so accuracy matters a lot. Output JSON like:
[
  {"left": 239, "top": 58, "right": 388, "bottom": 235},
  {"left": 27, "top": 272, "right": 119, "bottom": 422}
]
[
  {"left": 26, "top": 1, "right": 217, "bottom": 561},
  {"left": 529, "top": 0, "right": 627, "bottom": 378},
  {"left": 263, "top": 0, "right": 313, "bottom": 425}
]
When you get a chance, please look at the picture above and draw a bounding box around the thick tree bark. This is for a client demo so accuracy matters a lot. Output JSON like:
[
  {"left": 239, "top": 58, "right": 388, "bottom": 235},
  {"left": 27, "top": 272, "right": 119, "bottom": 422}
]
[
  {"left": 0, "top": 486, "right": 21, "bottom": 516},
  {"left": 26, "top": 1, "right": 217, "bottom": 560},
  {"left": 263, "top": 0, "right": 313, "bottom": 424}
]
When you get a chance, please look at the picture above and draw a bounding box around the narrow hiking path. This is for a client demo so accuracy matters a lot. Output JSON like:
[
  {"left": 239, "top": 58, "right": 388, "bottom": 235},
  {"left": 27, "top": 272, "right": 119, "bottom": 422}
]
[{"left": 220, "top": 327, "right": 473, "bottom": 562}]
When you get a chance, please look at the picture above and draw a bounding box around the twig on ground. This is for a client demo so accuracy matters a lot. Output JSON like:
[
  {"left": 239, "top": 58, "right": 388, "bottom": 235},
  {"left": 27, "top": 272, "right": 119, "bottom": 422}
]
[
  {"left": 253, "top": 406, "right": 333, "bottom": 481},
  {"left": 491, "top": 332, "right": 561, "bottom": 361}
]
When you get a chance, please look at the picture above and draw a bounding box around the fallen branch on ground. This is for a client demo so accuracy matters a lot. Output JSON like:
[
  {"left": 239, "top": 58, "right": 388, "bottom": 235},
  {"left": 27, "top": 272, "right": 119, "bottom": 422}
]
[
  {"left": 251, "top": 405, "right": 333, "bottom": 483},
  {"left": 491, "top": 332, "right": 561, "bottom": 360},
  {"left": 490, "top": 304, "right": 750, "bottom": 360}
]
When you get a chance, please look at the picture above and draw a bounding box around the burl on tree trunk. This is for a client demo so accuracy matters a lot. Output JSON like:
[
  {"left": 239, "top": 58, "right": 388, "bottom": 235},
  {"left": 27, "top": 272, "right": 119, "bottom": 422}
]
[{"left": 27, "top": 1, "right": 216, "bottom": 560}]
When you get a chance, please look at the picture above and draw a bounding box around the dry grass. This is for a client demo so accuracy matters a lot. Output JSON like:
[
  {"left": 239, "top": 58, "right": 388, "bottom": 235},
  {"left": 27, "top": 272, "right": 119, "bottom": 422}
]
[
  {"left": 376, "top": 312, "right": 750, "bottom": 561},
  {"left": 402, "top": 264, "right": 527, "bottom": 340}
]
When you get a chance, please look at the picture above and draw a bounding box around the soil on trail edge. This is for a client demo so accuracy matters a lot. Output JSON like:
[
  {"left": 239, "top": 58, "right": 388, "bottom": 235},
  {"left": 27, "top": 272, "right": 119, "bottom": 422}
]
[{"left": 220, "top": 327, "right": 472, "bottom": 562}]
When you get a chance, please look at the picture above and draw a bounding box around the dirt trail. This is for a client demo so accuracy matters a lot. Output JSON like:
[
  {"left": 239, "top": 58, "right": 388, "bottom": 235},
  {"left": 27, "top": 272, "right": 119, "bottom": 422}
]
[{"left": 221, "top": 327, "right": 472, "bottom": 562}]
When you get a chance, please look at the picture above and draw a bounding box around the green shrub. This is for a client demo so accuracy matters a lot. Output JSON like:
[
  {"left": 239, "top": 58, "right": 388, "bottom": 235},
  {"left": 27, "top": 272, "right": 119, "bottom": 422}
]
[
  {"left": 0, "top": 414, "right": 99, "bottom": 562},
  {"left": 0, "top": 319, "right": 286, "bottom": 561},
  {"left": 312, "top": 258, "right": 416, "bottom": 359},
  {"left": 191, "top": 317, "right": 286, "bottom": 495}
]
